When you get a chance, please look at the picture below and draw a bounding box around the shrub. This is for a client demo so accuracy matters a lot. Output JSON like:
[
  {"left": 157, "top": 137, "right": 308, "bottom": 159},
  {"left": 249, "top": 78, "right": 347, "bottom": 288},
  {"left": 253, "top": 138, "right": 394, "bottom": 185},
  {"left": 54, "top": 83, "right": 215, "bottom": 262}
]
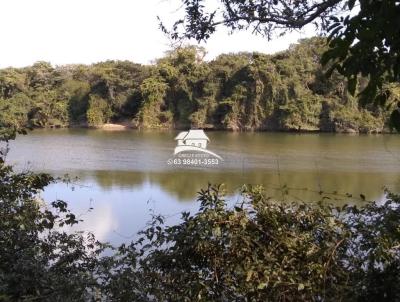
[
  {"left": 86, "top": 95, "right": 112, "bottom": 127},
  {"left": 0, "top": 161, "right": 105, "bottom": 301},
  {"left": 1, "top": 157, "right": 399, "bottom": 301},
  {"left": 104, "top": 185, "right": 400, "bottom": 301}
]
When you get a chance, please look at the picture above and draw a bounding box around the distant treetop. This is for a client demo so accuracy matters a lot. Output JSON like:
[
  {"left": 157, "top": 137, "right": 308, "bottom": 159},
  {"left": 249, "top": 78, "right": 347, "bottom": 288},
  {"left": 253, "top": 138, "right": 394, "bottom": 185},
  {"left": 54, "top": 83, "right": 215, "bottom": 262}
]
[{"left": 162, "top": 0, "right": 400, "bottom": 129}]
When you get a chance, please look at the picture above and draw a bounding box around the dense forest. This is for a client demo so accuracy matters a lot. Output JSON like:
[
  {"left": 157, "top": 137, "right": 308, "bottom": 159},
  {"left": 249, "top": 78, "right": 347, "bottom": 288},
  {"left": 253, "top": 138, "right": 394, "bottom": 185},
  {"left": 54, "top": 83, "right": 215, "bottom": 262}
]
[{"left": 0, "top": 37, "right": 399, "bottom": 133}]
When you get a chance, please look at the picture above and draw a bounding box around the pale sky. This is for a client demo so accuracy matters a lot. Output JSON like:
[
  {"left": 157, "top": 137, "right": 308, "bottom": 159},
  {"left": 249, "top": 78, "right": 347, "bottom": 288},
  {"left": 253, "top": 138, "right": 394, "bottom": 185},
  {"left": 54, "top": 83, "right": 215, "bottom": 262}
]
[{"left": 0, "top": 0, "right": 315, "bottom": 68}]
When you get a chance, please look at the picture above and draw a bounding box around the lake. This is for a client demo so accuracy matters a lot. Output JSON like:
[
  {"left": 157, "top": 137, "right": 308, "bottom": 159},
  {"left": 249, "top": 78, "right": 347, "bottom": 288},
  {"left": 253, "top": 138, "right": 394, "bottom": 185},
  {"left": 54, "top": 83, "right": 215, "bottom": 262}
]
[{"left": 7, "top": 129, "right": 400, "bottom": 244}]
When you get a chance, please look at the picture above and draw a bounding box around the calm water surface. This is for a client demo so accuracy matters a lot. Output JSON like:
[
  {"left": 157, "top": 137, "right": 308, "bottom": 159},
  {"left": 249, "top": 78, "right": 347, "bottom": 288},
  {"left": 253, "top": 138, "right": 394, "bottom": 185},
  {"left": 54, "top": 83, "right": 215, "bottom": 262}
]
[{"left": 7, "top": 129, "right": 400, "bottom": 244}]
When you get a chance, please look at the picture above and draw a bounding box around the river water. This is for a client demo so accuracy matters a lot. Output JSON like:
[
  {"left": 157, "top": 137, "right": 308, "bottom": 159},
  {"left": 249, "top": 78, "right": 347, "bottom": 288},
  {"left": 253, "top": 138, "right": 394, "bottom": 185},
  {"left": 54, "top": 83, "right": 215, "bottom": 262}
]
[{"left": 7, "top": 129, "right": 400, "bottom": 244}]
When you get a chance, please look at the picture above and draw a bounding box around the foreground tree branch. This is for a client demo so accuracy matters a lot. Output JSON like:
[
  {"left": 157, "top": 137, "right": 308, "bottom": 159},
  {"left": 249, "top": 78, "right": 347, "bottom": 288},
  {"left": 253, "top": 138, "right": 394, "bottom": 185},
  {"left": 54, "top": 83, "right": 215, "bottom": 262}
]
[{"left": 161, "top": 0, "right": 400, "bottom": 130}]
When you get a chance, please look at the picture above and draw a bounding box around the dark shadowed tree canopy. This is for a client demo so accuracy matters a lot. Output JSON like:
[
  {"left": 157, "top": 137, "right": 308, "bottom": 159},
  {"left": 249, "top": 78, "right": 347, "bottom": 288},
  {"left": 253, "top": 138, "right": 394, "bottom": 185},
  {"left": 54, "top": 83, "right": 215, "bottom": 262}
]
[
  {"left": 0, "top": 40, "right": 398, "bottom": 133},
  {"left": 162, "top": 0, "right": 400, "bottom": 128}
]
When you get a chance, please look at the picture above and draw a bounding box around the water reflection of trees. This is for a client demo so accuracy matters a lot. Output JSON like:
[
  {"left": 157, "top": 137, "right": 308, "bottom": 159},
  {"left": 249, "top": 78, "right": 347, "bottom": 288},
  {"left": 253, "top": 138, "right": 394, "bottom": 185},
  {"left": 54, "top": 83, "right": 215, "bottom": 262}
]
[{"left": 73, "top": 169, "right": 400, "bottom": 205}]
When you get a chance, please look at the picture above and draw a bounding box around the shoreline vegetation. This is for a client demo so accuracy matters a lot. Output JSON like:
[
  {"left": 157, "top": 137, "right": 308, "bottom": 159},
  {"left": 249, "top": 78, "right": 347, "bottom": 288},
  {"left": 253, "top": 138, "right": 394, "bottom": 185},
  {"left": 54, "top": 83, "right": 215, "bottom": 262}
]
[
  {"left": 1, "top": 39, "right": 399, "bottom": 300},
  {"left": 69, "top": 122, "right": 392, "bottom": 133},
  {"left": 1, "top": 37, "right": 399, "bottom": 135},
  {"left": 1, "top": 163, "right": 400, "bottom": 301},
  {"left": 1, "top": 0, "right": 400, "bottom": 299}
]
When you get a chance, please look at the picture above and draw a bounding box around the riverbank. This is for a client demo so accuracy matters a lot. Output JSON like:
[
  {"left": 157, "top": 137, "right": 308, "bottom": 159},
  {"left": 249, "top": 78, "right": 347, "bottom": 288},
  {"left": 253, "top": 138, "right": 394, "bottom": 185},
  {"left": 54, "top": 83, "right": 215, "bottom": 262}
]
[
  {"left": 37, "top": 122, "right": 394, "bottom": 134},
  {"left": 95, "top": 123, "right": 131, "bottom": 131},
  {"left": 1, "top": 38, "right": 398, "bottom": 137}
]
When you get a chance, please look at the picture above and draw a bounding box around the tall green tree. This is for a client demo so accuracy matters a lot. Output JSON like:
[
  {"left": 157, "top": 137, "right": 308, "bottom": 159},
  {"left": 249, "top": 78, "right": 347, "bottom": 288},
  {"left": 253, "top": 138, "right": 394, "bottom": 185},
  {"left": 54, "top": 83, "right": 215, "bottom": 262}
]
[
  {"left": 162, "top": 0, "right": 400, "bottom": 129},
  {"left": 0, "top": 41, "right": 392, "bottom": 132}
]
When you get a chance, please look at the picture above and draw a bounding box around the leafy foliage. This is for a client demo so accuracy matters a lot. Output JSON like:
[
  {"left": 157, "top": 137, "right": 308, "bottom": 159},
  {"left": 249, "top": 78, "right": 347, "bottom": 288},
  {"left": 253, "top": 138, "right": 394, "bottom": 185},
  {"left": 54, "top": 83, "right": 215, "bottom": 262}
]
[
  {"left": 102, "top": 184, "right": 400, "bottom": 301},
  {"left": 1, "top": 149, "right": 400, "bottom": 301},
  {"left": 163, "top": 0, "right": 400, "bottom": 129},
  {"left": 322, "top": 1, "right": 400, "bottom": 111},
  {"left": 86, "top": 94, "right": 112, "bottom": 127},
  {"left": 0, "top": 148, "right": 105, "bottom": 301},
  {"left": 0, "top": 39, "right": 397, "bottom": 132},
  {"left": 161, "top": 0, "right": 343, "bottom": 41}
]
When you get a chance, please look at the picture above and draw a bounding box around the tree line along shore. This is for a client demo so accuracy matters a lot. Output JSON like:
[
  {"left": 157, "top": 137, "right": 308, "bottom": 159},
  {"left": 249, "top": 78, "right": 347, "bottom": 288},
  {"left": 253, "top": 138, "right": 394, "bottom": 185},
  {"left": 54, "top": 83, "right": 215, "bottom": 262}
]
[{"left": 1, "top": 37, "right": 399, "bottom": 134}]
